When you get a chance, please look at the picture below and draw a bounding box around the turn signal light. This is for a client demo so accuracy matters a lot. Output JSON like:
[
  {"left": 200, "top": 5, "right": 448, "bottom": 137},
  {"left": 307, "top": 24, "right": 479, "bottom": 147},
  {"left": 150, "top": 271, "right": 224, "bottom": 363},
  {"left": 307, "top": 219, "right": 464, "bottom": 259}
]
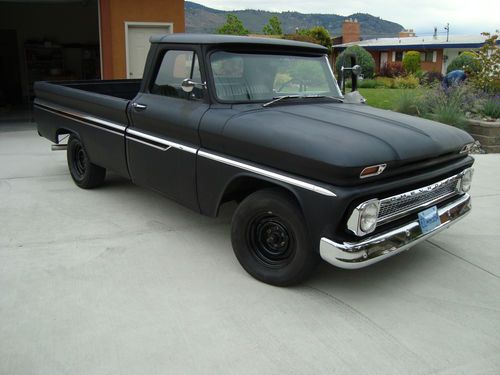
[{"left": 360, "top": 164, "right": 386, "bottom": 179}]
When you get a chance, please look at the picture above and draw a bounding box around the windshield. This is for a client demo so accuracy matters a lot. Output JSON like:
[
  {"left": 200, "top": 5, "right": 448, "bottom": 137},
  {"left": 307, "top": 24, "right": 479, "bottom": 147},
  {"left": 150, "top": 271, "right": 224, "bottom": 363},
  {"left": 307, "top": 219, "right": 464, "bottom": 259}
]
[{"left": 209, "top": 51, "right": 342, "bottom": 103}]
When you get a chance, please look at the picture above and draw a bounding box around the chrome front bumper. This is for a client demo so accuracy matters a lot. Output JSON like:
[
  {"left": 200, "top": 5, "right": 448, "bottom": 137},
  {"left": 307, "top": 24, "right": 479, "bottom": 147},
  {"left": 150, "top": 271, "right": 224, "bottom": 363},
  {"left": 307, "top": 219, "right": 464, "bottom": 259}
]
[{"left": 320, "top": 194, "right": 471, "bottom": 269}]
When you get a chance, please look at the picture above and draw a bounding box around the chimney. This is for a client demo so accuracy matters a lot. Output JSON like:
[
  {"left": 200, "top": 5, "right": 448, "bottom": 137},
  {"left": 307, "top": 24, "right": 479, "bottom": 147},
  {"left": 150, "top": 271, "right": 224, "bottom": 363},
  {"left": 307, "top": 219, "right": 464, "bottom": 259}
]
[
  {"left": 342, "top": 18, "right": 360, "bottom": 43},
  {"left": 398, "top": 29, "right": 416, "bottom": 38}
]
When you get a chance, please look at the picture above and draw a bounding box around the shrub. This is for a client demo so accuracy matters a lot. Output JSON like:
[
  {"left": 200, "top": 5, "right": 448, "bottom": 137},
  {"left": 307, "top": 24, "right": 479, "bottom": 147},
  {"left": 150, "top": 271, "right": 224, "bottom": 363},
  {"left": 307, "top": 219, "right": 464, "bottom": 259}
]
[
  {"left": 446, "top": 51, "right": 480, "bottom": 74},
  {"left": 429, "top": 103, "right": 467, "bottom": 128},
  {"left": 418, "top": 83, "right": 479, "bottom": 127},
  {"left": 379, "top": 61, "right": 405, "bottom": 77},
  {"left": 283, "top": 34, "right": 320, "bottom": 45},
  {"left": 480, "top": 97, "right": 500, "bottom": 118},
  {"left": 347, "top": 79, "right": 380, "bottom": 89},
  {"left": 394, "top": 90, "right": 424, "bottom": 116},
  {"left": 402, "top": 51, "right": 421, "bottom": 74},
  {"left": 335, "top": 45, "right": 375, "bottom": 78},
  {"left": 375, "top": 76, "right": 397, "bottom": 88},
  {"left": 421, "top": 71, "right": 444, "bottom": 85},
  {"left": 394, "top": 74, "right": 420, "bottom": 89},
  {"left": 358, "top": 79, "right": 378, "bottom": 88}
]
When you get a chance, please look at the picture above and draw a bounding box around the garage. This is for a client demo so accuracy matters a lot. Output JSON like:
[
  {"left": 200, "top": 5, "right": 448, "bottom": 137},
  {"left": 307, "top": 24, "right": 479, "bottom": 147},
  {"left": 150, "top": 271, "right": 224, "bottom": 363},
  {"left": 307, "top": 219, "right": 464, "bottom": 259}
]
[
  {"left": 0, "top": 0, "right": 100, "bottom": 121},
  {"left": 0, "top": 0, "right": 185, "bottom": 122}
]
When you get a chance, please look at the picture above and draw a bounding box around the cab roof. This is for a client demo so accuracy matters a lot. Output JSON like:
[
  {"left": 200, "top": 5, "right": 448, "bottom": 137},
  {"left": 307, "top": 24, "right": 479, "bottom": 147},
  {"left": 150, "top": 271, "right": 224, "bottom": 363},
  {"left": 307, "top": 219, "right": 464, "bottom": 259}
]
[{"left": 149, "top": 33, "right": 328, "bottom": 53}]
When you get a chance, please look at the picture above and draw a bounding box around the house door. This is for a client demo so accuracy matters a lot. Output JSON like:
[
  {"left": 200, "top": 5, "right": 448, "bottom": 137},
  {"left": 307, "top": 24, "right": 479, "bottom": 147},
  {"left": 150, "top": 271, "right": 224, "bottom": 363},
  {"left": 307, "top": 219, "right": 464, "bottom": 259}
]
[
  {"left": 380, "top": 52, "right": 388, "bottom": 69},
  {"left": 126, "top": 23, "right": 172, "bottom": 79}
]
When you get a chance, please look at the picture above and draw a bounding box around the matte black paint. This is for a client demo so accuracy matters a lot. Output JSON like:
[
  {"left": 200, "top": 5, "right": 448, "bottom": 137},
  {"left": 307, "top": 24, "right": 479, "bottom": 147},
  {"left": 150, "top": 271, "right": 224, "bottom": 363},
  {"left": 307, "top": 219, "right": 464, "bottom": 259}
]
[{"left": 34, "top": 35, "right": 474, "bottom": 251}]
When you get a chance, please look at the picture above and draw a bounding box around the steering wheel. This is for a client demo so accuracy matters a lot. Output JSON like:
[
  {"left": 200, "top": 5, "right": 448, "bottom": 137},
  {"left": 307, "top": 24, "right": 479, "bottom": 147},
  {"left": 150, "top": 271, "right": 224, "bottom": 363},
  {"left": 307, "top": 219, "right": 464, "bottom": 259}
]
[{"left": 278, "top": 78, "right": 307, "bottom": 93}]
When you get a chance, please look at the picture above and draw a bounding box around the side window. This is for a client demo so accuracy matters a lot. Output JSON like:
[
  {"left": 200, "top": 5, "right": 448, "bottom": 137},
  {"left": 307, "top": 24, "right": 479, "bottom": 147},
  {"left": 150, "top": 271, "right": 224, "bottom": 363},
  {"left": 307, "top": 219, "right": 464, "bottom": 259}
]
[{"left": 151, "top": 50, "right": 203, "bottom": 100}]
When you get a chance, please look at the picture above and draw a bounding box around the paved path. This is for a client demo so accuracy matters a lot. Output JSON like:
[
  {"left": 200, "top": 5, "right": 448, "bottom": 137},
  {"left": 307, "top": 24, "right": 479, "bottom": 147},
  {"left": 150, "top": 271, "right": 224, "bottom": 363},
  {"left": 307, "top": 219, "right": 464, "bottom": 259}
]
[{"left": 1, "top": 125, "right": 499, "bottom": 375}]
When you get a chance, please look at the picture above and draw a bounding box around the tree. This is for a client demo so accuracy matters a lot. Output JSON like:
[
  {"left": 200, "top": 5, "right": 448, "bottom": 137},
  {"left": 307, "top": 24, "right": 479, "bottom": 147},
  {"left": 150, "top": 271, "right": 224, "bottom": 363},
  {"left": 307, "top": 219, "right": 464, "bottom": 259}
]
[
  {"left": 306, "top": 26, "right": 332, "bottom": 49},
  {"left": 216, "top": 14, "right": 249, "bottom": 35},
  {"left": 335, "top": 45, "right": 375, "bottom": 79},
  {"left": 471, "top": 33, "right": 500, "bottom": 92},
  {"left": 263, "top": 16, "right": 282, "bottom": 35},
  {"left": 402, "top": 51, "right": 421, "bottom": 74},
  {"left": 296, "top": 26, "right": 332, "bottom": 49}
]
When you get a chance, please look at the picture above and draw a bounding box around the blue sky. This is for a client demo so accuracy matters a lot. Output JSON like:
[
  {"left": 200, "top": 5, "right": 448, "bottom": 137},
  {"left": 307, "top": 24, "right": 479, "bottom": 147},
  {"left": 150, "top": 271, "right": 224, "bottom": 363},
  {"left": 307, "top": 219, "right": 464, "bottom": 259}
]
[{"left": 191, "top": 0, "right": 499, "bottom": 36}]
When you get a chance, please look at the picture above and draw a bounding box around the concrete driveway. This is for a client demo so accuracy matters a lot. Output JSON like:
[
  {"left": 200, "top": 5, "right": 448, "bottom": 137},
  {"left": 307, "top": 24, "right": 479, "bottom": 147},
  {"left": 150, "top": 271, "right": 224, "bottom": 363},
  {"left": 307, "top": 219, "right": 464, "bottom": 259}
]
[{"left": 1, "top": 124, "right": 499, "bottom": 375}]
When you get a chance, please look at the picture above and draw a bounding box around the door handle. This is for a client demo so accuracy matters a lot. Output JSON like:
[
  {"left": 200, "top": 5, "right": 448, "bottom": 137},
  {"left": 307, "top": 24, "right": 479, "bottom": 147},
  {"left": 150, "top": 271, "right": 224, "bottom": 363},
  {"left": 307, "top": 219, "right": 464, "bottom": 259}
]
[{"left": 132, "top": 102, "right": 147, "bottom": 111}]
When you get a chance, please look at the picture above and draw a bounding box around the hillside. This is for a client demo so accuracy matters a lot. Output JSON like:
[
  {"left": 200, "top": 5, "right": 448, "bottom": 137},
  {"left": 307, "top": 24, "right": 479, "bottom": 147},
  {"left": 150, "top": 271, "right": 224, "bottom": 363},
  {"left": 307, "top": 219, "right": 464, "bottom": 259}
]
[{"left": 185, "top": 2, "right": 404, "bottom": 38}]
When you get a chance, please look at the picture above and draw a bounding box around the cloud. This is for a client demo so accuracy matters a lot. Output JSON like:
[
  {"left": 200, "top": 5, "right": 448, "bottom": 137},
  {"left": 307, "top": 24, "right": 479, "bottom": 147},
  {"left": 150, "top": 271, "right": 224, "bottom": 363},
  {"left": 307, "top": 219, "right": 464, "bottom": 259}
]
[{"left": 192, "top": 0, "right": 499, "bottom": 35}]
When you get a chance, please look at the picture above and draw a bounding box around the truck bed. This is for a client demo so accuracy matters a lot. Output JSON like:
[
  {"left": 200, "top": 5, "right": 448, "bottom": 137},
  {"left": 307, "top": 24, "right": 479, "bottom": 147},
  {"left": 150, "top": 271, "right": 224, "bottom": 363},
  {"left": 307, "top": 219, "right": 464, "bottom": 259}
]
[
  {"left": 34, "top": 79, "right": 141, "bottom": 178},
  {"left": 51, "top": 79, "right": 141, "bottom": 100}
]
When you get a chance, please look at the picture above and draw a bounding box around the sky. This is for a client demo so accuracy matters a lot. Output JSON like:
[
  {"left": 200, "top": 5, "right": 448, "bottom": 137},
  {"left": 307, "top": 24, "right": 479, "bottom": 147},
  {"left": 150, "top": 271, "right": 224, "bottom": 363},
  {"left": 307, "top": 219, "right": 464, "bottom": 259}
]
[{"left": 191, "top": 0, "right": 500, "bottom": 36}]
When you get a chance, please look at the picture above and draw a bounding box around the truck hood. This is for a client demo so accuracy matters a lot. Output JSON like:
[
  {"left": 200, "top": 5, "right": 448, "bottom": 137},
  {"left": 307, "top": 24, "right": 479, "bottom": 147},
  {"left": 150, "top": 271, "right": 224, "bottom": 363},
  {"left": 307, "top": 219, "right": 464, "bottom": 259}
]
[{"left": 218, "top": 102, "right": 474, "bottom": 185}]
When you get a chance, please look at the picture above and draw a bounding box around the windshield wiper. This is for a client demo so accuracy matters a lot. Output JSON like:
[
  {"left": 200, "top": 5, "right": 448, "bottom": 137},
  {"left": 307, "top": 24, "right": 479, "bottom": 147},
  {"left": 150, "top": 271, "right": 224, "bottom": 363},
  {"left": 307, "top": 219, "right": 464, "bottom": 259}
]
[{"left": 262, "top": 94, "right": 343, "bottom": 107}]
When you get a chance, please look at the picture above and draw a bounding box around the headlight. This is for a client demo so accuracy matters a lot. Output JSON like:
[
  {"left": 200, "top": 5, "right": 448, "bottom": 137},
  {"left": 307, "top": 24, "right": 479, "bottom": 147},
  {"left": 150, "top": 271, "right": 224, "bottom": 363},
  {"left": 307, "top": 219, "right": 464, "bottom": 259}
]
[
  {"left": 459, "top": 168, "right": 473, "bottom": 193},
  {"left": 347, "top": 199, "right": 380, "bottom": 236},
  {"left": 360, "top": 202, "right": 379, "bottom": 233}
]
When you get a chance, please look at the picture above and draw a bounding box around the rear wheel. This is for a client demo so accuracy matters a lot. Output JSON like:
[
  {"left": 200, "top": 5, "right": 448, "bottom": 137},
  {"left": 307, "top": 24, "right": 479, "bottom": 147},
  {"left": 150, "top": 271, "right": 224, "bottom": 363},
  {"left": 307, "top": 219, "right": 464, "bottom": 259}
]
[
  {"left": 67, "top": 135, "right": 106, "bottom": 189},
  {"left": 231, "top": 188, "right": 319, "bottom": 286}
]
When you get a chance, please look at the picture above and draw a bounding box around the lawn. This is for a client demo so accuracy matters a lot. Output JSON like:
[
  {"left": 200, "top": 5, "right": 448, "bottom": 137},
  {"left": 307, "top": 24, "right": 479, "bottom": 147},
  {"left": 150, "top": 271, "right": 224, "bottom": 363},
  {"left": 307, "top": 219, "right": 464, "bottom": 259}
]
[{"left": 359, "top": 88, "right": 418, "bottom": 110}]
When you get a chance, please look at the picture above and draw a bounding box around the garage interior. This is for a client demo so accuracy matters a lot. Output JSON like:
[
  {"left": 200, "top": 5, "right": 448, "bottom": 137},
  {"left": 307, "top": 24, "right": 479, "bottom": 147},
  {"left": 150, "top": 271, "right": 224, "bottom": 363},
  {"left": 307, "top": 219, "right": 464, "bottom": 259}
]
[{"left": 0, "top": 0, "right": 100, "bottom": 121}]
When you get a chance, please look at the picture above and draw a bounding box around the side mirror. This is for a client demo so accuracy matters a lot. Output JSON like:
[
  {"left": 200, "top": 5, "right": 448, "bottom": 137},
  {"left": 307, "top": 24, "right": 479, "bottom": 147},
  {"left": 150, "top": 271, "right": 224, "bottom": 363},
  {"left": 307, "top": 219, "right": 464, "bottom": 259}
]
[
  {"left": 339, "top": 60, "right": 362, "bottom": 94},
  {"left": 181, "top": 78, "right": 207, "bottom": 93},
  {"left": 352, "top": 65, "right": 362, "bottom": 76},
  {"left": 181, "top": 78, "right": 195, "bottom": 93}
]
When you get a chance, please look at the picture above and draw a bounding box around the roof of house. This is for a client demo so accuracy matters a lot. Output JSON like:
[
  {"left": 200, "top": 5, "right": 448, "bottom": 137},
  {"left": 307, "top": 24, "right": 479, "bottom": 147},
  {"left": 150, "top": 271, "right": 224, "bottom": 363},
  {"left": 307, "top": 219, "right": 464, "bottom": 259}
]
[
  {"left": 333, "top": 34, "right": 498, "bottom": 50},
  {"left": 150, "top": 33, "right": 327, "bottom": 52}
]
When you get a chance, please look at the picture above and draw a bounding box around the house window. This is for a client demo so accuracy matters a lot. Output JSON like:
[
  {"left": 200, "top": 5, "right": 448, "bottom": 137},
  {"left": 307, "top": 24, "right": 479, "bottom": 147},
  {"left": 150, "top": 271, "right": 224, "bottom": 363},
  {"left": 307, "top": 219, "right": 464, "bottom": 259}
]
[
  {"left": 395, "top": 51, "right": 403, "bottom": 61},
  {"left": 425, "top": 51, "right": 434, "bottom": 62}
]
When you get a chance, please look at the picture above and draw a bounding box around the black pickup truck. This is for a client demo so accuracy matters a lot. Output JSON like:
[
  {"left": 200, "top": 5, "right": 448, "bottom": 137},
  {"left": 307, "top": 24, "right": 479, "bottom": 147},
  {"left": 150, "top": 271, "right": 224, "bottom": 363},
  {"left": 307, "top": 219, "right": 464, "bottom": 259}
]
[{"left": 35, "top": 34, "right": 475, "bottom": 286}]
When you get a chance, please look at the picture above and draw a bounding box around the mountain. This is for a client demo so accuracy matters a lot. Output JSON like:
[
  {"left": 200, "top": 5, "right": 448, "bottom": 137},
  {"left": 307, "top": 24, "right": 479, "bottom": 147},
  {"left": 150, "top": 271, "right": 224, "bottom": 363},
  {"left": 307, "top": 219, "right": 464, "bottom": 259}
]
[{"left": 185, "top": 2, "right": 404, "bottom": 39}]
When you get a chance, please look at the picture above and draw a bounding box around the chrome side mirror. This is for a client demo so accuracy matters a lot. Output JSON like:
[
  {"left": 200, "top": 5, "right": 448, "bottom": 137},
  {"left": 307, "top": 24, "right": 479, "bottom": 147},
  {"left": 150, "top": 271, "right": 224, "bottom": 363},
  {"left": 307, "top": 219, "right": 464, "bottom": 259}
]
[
  {"left": 352, "top": 64, "right": 362, "bottom": 76},
  {"left": 181, "top": 78, "right": 206, "bottom": 93},
  {"left": 340, "top": 63, "right": 362, "bottom": 94}
]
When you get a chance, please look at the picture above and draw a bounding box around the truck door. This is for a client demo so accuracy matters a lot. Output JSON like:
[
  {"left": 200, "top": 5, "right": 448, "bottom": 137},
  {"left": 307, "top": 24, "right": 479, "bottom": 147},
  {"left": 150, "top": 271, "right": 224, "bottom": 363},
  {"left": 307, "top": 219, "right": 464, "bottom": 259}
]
[{"left": 126, "top": 48, "right": 208, "bottom": 211}]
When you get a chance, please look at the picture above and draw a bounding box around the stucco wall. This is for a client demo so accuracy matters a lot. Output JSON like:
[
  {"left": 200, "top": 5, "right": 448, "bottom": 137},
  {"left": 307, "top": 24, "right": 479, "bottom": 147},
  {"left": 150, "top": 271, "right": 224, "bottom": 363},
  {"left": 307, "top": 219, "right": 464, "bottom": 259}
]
[{"left": 100, "top": 0, "right": 185, "bottom": 79}]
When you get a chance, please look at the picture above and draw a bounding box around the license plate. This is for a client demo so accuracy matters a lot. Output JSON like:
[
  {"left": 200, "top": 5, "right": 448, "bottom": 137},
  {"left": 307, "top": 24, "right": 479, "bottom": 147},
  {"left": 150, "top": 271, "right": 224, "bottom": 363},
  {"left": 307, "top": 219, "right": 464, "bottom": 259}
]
[{"left": 418, "top": 206, "right": 441, "bottom": 234}]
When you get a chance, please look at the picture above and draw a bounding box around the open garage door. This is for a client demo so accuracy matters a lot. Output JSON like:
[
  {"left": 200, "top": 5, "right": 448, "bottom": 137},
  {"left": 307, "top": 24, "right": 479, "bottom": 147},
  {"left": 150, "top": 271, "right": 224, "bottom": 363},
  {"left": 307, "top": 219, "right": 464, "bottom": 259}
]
[{"left": 0, "top": 0, "right": 100, "bottom": 121}]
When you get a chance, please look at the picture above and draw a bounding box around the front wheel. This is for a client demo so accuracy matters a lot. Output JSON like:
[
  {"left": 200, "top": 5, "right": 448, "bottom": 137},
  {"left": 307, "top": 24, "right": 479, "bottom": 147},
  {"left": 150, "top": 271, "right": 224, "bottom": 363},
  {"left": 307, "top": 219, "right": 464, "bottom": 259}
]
[
  {"left": 67, "top": 135, "right": 106, "bottom": 189},
  {"left": 231, "top": 189, "right": 319, "bottom": 286}
]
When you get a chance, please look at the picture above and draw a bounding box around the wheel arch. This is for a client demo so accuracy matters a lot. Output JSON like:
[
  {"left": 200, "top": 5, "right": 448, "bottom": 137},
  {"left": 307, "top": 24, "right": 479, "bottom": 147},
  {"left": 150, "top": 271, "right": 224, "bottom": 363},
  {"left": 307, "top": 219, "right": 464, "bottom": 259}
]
[
  {"left": 214, "top": 173, "right": 306, "bottom": 217},
  {"left": 55, "top": 127, "right": 79, "bottom": 143}
]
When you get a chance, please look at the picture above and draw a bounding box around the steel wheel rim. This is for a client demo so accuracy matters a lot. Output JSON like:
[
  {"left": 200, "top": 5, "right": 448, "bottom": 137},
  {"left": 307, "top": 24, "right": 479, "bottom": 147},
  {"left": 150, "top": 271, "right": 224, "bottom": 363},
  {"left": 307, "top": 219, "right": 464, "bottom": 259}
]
[
  {"left": 248, "top": 214, "right": 295, "bottom": 268},
  {"left": 73, "top": 143, "right": 87, "bottom": 177}
]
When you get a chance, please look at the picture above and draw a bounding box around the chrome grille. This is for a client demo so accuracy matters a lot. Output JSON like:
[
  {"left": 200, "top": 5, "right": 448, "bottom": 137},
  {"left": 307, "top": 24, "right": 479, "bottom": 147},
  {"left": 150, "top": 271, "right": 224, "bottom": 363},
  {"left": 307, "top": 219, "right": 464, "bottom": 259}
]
[{"left": 378, "top": 174, "right": 462, "bottom": 224}]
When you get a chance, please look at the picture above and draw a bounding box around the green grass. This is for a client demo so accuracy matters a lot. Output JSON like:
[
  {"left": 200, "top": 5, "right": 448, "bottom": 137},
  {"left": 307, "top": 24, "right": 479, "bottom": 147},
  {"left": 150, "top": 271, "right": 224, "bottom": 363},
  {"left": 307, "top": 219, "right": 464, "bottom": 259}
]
[{"left": 359, "top": 88, "right": 420, "bottom": 110}]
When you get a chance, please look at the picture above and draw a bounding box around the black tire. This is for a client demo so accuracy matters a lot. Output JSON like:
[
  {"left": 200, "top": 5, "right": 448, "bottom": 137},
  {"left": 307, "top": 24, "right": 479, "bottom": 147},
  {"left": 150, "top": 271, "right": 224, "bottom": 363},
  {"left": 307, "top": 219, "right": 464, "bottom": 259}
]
[
  {"left": 67, "top": 135, "right": 106, "bottom": 189},
  {"left": 231, "top": 188, "right": 319, "bottom": 286}
]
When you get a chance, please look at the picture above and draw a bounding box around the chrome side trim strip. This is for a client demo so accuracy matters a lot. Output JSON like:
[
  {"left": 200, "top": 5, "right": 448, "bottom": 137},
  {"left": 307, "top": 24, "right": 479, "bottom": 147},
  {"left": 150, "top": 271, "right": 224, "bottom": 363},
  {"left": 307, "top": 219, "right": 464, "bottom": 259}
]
[
  {"left": 35, "top": 99, "right": 335, "bottom": 197},
  {"left": 320, "top": 193, "right": 471, "bottom": 269},
  {"left": 126, "top": 128, "right": 197, "bottom": 154},
  {"left": 35, "top": 104, "right": 123, "bottom": 136},
  {"left": 127, "top": 136, "right": 171, "bottom": 151},
  {"left": 35, "top": 99, "right": 126, "bottom": 132},
  {"left": 198, "top": 150, "right": 336, "bottom": 197}
]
